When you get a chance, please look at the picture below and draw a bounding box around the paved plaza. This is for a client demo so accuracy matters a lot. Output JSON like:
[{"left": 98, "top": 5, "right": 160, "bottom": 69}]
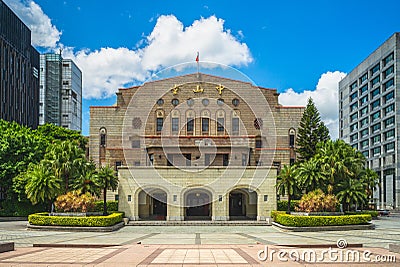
[{"left": 0, "top": 216, "right": 399, "bottom": 266}]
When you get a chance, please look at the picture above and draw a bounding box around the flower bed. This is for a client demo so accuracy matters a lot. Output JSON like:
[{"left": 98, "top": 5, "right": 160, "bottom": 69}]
[
  {"left": 28, "top": 212, "right": 123, "bottom": 227},
  {"left": 271, "top": 211, "right": 371, "bottom": 227}
]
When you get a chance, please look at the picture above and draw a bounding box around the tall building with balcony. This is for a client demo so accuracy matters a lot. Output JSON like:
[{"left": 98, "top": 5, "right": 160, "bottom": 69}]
[
  {"left": 0, "top": 0, "right": 40, "bottom": 128},
  {"left": 89, "top": 73, "right": 304, "bottom": 221},
  {"left": 339, "top": 32, "right": 400, "bottom": 209},
  {"left": 39, "top": 54, "right": 82, "bottom": 131}
]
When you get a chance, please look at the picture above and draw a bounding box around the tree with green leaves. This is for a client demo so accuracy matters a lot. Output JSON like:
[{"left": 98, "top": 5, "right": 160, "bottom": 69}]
[
  {"left": 337, "top": 178, "right": 367, "bottom": 211},
  {"left": 276, "top": 165, "right": 298, "bottom": 214},
  {"left": 295, "top": 157, "right": 327, "bottom": 193},
  {"left": 297, "top": 97, "right": 330, "bottom": 162},
  {"left": 24, "top": 160, "right": 63, "bottom": 209},
  {"left": 72, "top": 161, "right": 99, "bottom": 196},
  {"left": 95, "top": 166, "right": 119, "bottom": 215},
  {"left": 360, "top": 168, "right": 380, "bottom": 207}
]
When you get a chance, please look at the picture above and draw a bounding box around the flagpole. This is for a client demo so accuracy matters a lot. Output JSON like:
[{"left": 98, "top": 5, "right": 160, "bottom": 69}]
[{"left": 196, "top": 52, "right": 199, "bottom": 78}]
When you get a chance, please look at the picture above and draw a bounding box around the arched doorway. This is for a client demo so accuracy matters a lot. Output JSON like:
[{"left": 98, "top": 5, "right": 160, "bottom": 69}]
[
  {"left": 184, "top": 189, "right": 212, "bottom": 220},
  {"left": 229, "top": 188, "right": 257, "bottom": 220},
  {"left": 138, "top": 189, "right": 167, "bottom": 220}
]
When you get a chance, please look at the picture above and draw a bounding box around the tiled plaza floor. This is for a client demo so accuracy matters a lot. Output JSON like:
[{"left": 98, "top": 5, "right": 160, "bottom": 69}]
[{"left": 0, "top": 216, "right": 399, "bottom": 266}]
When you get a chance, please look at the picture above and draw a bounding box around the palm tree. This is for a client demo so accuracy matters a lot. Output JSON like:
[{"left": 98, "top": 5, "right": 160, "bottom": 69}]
[
  {"left": 96, "top": 166, "right": 118, "bottom": 215},
  {"left": 337, "top": 178, "right": 367, "bottom": 211},
  {"left": 25, "top": 161, "right": 62, "bottom": 210},
  {"left": 72, "top": 161, "right": 99, "bottom": 196},
  {"left": 276, "top": 164, "right": 298, "bottom": 214},
  {"left": 360, "top": 168, "right": 380, "bottom": 208},
  {"left": 295, "top": 158, "right": 327, "bottom": 193}
]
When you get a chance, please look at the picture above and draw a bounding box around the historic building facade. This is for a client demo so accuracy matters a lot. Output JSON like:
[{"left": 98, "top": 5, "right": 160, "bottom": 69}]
[{"left": 89, "top": 73, "right": 304, "bottom": 221}]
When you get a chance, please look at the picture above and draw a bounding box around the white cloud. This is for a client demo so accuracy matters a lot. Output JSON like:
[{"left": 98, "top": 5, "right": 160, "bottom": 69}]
[
  {"left": 278, "top": 71, "right": 347, "bottom": 140},
  {"left": 66, "top": 15, "right": 253, "bottom": 99},
  {"left": 4, "top": 0, "right": 61, "bottom": 48},
  {"left": 141, "top": 15, "right": 252, "bottom": 71}
]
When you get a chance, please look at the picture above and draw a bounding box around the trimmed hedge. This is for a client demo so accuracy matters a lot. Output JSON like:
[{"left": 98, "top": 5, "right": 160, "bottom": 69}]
[
  {"left": 345, "top": 211, "right": 379, "bottom": 218},
  {"left": 93, "top": 201, "right": 118, "bottom": 212},
  {"left": 273, "top": 213, "right": 371, "bottom": 227},
  {"left": 28, "top": 212, "right": 123, "bottom": 227}
]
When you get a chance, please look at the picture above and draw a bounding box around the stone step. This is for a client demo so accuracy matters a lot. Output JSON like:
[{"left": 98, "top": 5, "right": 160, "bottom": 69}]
[{"left": 127, "top": 220, "right": 271, "bottom": 226}]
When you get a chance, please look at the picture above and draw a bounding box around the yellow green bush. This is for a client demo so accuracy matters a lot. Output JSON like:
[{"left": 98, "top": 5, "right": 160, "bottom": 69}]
[
  {"left": 28, "top": 212, "right": 123, "bottom": 227},
  {"left": 274, "top": 213, "right": 371, "bottom": 227}
]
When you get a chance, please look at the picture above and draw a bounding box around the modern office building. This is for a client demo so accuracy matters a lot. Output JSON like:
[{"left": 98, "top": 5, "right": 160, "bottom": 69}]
[
  {"left": 39, "top": 54, "right": 82, "bottom": 131},
  {"left": 0, "top": 0, "right": 40, "bottom": 128},
  {"left": 89, "top": 73, "right": 304, "bottom": 221},
  {"left": 339, "top": 32, "right": 400, "bottom": 209}
]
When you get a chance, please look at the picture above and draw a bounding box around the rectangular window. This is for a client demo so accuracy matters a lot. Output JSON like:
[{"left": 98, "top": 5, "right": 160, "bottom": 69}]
[
  {"left": 352, "top": 143, "right": 358, "bottom": 150},
  {"left": 359, "top": 84, "right": 368, "bottom": 95},
  {"left": 360, "top": 117, "right": 368, "bottom": 127},
  {"left": 350, "top": 92, "right": 358, "bottom": 101},
  {"left": 384, "top": 78, "right": 394, "bottom": 91},
  {"left": 149, "top": 154, "right": 154, "bottom": 165},
  {"left": 372, "top": 135, "right": 381, "bottom": 144},
  {"left": 371, "top": 76, "right": 380, "bottom": 87},
  {"left": 217, "top": 117, "right": 224, "bottom": 132},
  {"left": 371, "top": 111, "right": 380, "bottom": 122},
  {"left": 359, "top": 107, "right": 368, "bottom": 117},
  {"left": 115, "top": 161, "right": 122, "bottom": 171},
  {"left": 232, "top": 117, "right": 239, "bottom": 134},
  {"left": 359, "top": 95, "right": 368, "bottom": 105},
  {"left": 350, "top": 81, "right": 358, "bottom": 91},
  {"left": 100, "top": 134, "right": 106, "bottom": 146},
  {"left": 362, "top": 151, "right": 369, "bottom": 157},
  {"left": 371, "top": 99, "right": 380, "bottom": 110},
  {"left": 289, "top": 135, "right": 295, "bottom": 147},
  {"left": 350, "top": 123, "right": 358, "bottom": 132},
  {"left": 385, "top": 104, "right": 394, "bottom": 115},
  {"left": 242, "top": 154, "right": 247, "bottom": 166},
  {"left": 202, "top": 118, "right": 209, "bottom": 133},
  {"left": 156, "top": 118, "right": 163, "bottom": 132},
  {"left": 183, "top": 154, "right": 191, "bottom": 166},
  {"left": 223, "top": 154, "right": 229, "bottom": 166},
  {"left": 172, "top": 118, "right": 179, "bottom": 132},
  {"left": 371, "top": 88, "right": 380, "bottom": 99},
  {"left": 384, "top": 91, "right": 394, "bottom": 103},
  {"left": 371, "top": 64, "right": 380, "bottom": 76},
  {"left": 360, "top": 140, "right": 369, "bottom": 149},
  {"left": 350, "top": 102, "right": 358, "bottom": 112},
  {"left": 384, "top": 116, "right": 395, "bottom": 127},
  {"left": 205, "top": 154, "right": 211, "bottom": 166},
  {"left": 350, "top": 112, "right": 358, "bottom": 122},
  {"left": 131, "top": 140, "right": 140, "bottom": 148},
  {"left": 360, "top": 73, "right": 368, "bottom": 84},
  {"left": 256, "top": 139, "right": 262, "bottom": 148},
  {"left": 187, "top": 118, "right": 194, "bottom": 132},
  {"left": 385, "top": 129, "right": 395, "bottom": 140},
  {"left": 385, "top": 142, "right": 395, "bottom": 153},
  {"left": 383, "top": 52, "right": 394, "bottom": 66},
  {"left": 167, "top": 154, "right": 173, "bottom": 166},
  {"left": 373, "top": 147, "right": 381, "bottom": 156},
  {"left": 384, "top": 65, "right": 394, "bottom": 78},
  {"left": 350, "top": 133, "right": 358, "bottom": 142},
  {"left": 360, "top": 128, "right": 368, "bottom": 137},
  {"left": 371, "top": 123, "right": 380, "bottom": 133}
]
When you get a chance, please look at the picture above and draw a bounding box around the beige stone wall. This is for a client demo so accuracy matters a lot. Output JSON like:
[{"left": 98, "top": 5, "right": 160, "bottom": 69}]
[{"left": 118, "top": 166, "right": 277, "bottom": 221}]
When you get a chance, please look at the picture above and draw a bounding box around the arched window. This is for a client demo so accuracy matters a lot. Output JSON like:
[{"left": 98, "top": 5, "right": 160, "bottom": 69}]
[
  {"left": 289, "top": 128, "right": 296, "bottom": 148},
  {"left": 186, "top": 110, "right": 195, "bottom": 135},
  {"left": 231, "top": 110, "right": 240, "bottom": 135},
  {"left": 156, "top": 110, "right": 164, "bottom": 134},
  {"left": 99, "top": 127, "right": 107, "bottom": 147},
  {"left": 201, "top": 110, "right": 210, "bottom": 135},
  {"left": 171, "top": 110, "right": 180, "bottom": 134},
  {"left": 216, "top": 110, "right": 225, "bottom": 134}
]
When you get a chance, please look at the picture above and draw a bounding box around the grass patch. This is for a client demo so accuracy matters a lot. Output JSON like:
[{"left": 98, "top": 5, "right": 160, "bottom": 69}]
[{"left": 28, "top": 212, "right": 123, "bottom": 227}]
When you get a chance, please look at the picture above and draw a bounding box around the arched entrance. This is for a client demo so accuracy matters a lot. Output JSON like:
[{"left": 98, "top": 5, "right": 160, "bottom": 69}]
[
  {"left": 184, "top": 189, "right": 212, "bottom": 220},
  {"left": 229, "top": 188, "right": 257, "bottom": 220},
  {"left": 138, "top": 189, "right": 167, "bottom": 220}
]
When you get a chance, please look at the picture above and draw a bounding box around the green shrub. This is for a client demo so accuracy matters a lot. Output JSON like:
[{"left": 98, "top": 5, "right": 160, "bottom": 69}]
[
  {"left": 28, "top": 212, "right": 123, "bottom": 227},
  {"left": 345, "top": 210, "right": 379, "bottom": 218},
  {"left": 277, "top": 200, "right": 300, "bottom": 211},
  {"left": 274, "top": 213, "right": 371, "bottom": 227},
  {"left": 54, "top": 191, "right": 95, "bottom": 212},
  {"left": 271, "top": 210, "right": 285, "bottom": 221},
  {"left": 93, "top": 201, "right": 118, "bottom": 212}
]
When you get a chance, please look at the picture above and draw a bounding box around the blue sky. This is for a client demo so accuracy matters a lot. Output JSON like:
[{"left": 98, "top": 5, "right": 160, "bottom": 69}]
[{"left": 5, "top": 0, "right": 400, "bottom": 138}]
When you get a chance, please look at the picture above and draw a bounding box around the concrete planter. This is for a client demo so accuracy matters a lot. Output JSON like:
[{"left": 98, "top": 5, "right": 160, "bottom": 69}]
[{"left": 49, "top": 212, "right": 103, "bottom": 217}]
